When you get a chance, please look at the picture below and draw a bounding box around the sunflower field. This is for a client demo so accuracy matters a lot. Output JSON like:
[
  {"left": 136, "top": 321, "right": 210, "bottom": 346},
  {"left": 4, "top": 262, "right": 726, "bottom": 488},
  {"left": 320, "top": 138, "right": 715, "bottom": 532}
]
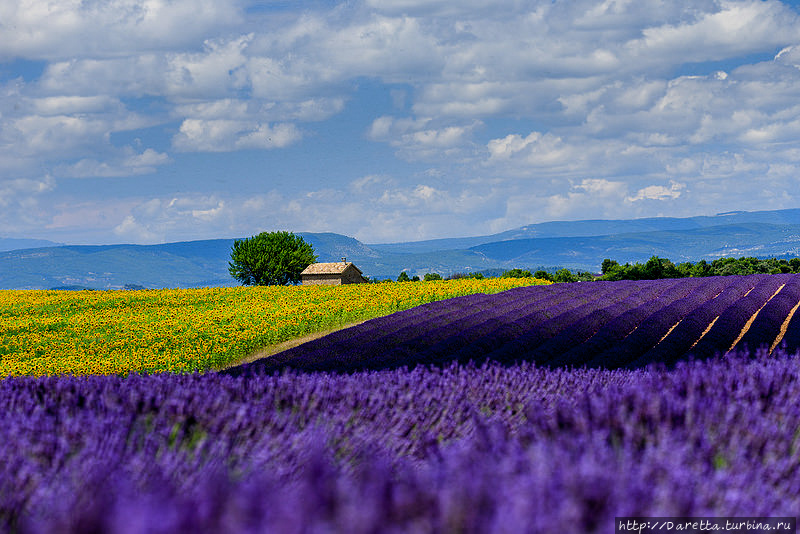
[{"left": 0, "top": 278, "right": 548, "bottom": 378}]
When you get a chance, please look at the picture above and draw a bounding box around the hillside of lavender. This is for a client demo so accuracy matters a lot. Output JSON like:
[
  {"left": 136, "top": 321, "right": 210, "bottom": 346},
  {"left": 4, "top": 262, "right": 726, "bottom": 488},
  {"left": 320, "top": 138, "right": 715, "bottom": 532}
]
[
  {"left": 4, "top": 275, "right": 800, "bottom": 532},
  {"left": 228, "top": 274, "right": 800, "bottom": 376}
]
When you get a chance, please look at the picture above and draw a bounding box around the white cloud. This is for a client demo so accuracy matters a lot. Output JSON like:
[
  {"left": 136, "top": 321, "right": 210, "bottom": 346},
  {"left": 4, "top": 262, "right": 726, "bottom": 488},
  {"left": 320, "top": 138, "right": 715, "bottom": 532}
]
[
  {"left": 627, "top": 1, "right": 800, "bottom": 62},
  {"left": 0, "top": 175, "right": 56, "bottom": 236},
  {"left": 0, "top": 175, "right": 54, "bottom": 208},
  {"left": 57, "top": 149, "right": 170, "bottom": 178},
  {"left": 627, "top": 181, "right": 685, "bottom": 202},
  {"left": 173, "top": 97, "right": 346, "bottom": 123},
  {"left": 487, "top": 132, "right": 573, "bottom": 166},
  {"left": 112, "top": 195, "right": 230, "bottom": 242},
  {"left": 0, "top": 0, "right": 243, "bottom": 61},
  {"left": 164, "top": 34, "right": 252, "bottom": 99},
  {"left": 485, "top": 131, "right": 594, "bottom": 178},
  {"left": 3, "top": 0, "right": 800, "bottom": 244},
  {"left": 575, "top": 178, "right": 627, "bottom": 196},
  {"left": 368, "top": 115, "right": 482, "bottom": 160},
  {"left": 172, "top": 119, "right": 301, "bottom": 152}
]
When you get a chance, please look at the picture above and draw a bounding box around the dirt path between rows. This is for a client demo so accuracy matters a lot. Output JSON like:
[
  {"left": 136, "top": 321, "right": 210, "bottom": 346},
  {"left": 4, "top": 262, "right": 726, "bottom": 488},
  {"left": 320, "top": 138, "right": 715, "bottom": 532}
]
[{"left": 218, "top": 319, "right": 369, "bottom": 370}]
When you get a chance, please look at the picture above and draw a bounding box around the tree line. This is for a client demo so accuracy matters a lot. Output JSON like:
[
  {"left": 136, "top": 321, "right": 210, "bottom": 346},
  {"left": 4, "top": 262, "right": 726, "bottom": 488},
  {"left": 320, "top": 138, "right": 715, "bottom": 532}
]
[
  {"left": 394, "top": 256, "right": 800, "bottom": 284},
  {"left": 597, "top": 255, "right": 800, "bottom": 281}
]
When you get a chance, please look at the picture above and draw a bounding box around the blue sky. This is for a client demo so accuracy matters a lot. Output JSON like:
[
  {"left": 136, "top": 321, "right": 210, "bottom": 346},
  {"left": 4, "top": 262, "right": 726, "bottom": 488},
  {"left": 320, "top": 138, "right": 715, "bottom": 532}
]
[{"left": 2, "top": 0, "right": 800, "bottom": 245}]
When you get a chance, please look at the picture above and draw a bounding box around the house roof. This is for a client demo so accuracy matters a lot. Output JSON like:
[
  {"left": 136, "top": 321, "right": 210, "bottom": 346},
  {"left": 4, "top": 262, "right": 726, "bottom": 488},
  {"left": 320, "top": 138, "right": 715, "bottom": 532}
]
[{"left": 301, "top": 262, "right": 363, "bottom": 275}]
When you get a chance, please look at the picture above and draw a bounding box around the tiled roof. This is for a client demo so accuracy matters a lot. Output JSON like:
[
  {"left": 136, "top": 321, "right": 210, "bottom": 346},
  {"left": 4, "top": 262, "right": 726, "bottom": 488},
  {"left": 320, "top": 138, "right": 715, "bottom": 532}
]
[{"left": 301, "top": 262, "right": 361, "bottom": 275}]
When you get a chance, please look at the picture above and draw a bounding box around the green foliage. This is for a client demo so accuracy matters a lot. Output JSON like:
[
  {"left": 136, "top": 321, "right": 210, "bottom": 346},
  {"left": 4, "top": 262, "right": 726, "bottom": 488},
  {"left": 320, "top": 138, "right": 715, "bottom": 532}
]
[
  {"left": 553, "top": 268, "right": 578, "bottom": 283},
  {"left": 397, "top": 271, "right": 411, "bottom": 282},
  {"left": 228, "top": 231, "right": 317, "bottom": 286},
  {"left": 501, "top": 268, "right": 532, "bottom": 278},
  {"left": 424, "top": 273, "right": 443, "bottom": 281},
  {"left": 534, "top": 270, "right": 553, "bottom": 282},
  {"left": 597, "top": 255, "right": 800, "bottom": 281},
  {"left": 446, "top": 272, "right": 485, "bottom": 280}
]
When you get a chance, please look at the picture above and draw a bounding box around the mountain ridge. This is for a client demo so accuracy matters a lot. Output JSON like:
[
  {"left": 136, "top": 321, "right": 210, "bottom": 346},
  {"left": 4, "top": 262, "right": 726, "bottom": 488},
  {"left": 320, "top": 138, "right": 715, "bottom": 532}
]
[{"left": 4, "top": 209, "right": 800, "bottom": 289}]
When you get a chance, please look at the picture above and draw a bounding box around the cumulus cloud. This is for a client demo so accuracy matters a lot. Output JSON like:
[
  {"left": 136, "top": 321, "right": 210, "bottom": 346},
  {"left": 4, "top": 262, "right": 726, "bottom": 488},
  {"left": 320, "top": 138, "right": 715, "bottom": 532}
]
[
  {"left": 3, "top": 0, "right": 800, "bottom": 243},
  {"left": 487, "top": 132, "right": 576, "bottom": 168},
  {"left": 57, "top": 149, "right": 170, "bottom": 178},
  {"left": 0, "top": 175, "right": 56, "bottom": 236},
  {"left": 627, "top": 181, "right": 686, "bottom": 202},
  {"left": 172, "top": 119, "right": 301, "bottom": 152},
  {"left": 626, "top": 1, "right": 800, "bottom": 63},
  {"left": 112, "top": 195, "right": 230, "bottom": 242},
  {"left": 368, "top": 116, "right": 482, "bottom": 160},
  {"left": 0, "top": 0, "right": 243, "bottom": 61}
]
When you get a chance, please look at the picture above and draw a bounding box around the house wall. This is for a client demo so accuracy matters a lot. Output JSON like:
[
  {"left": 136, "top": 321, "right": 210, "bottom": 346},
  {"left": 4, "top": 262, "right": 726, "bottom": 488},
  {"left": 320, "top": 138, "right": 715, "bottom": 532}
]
[
  {"left": 302, "top": 274, "right": 342, "bottom": 286},
  {"left": 301, "top": 264, "right": 367, "bottom": 286},
  {"left": 341, "top": 267, "right": 366, "bottom": 284}
]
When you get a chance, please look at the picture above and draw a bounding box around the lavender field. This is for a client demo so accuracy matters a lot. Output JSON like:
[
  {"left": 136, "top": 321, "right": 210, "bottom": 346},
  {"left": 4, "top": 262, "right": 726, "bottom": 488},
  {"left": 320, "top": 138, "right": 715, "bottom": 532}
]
[
  {"left": 228, "top": 274, "right": 800, "bottom": 375},
  {"left": 3, "top": 353, "right": 800, "bottom": 532},
  {"left": 4, "top": 275, "right": 800, "bottom": 532}
]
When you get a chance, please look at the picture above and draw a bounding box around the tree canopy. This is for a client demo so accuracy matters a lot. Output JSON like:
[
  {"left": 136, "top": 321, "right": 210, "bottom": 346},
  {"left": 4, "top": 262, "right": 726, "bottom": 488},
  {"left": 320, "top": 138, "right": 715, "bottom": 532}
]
[
  {"left": 229, "top": 231, "right": 317, "bottom": 286},
  {"left": 598, "top": 255, "right": 800, "bottom": 281}
]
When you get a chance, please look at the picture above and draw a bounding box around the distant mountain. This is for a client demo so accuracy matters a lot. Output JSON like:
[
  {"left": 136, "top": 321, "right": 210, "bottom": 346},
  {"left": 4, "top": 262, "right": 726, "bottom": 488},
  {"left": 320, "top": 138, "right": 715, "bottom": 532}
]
[
  {"left": 0, "top": 238, "right": 62, "bottom": 252},
  {"left": 367, "top": 208, "right": 800, "bottom": 253},
  {"left": 4, "top": 209, "right": 800, "bottom": 289},
  {"left": 467, "top": 223, "right": 800, "bottom": 270},
  {"left": 0, "top": 240, "right": 239, "bottom": 290}
]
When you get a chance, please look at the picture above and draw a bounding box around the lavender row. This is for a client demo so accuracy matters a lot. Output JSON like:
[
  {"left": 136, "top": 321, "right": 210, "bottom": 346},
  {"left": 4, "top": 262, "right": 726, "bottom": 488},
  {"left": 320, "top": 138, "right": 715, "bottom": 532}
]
[
  {"left": 316, "top": 281, "right": 605, "bottom": 354},
  {"left": 4, "top": 351, "right": 800, "bottom": 532},
  {"left": 229, "top": 275, "right": 800, "bottom": 376},
  {"left": 586, "top": 276, "right": 744, "bottom": 369},
  {"left": 264, "top": 288, "right": 549, "bottom": 369},
  {"left": 240, "top": 281, "right": 626, "bottom": 374},
  {"left": 627, "top": 274, "right": 763, "bottom": 368},
  {"left": 448, "top": 281, "right": 651, "bottom": 365},
  {"left": 394, "top": 281, "right": 647, "bottom": 368},
  {"left": 335, "top": 280, "right": 640, "bottom": 371},
  {"left": 688, "top": 274, "right": 794, "bottom": 360},
  {"left": 500, "top": 277, "right": 728, "bottom": 369},
  {"left": 261, "top": 293, "right": 494, "bottom": 369},
  {"left": 458, "top": 280, "right": 658, "bottom": 367},
  {"left": 734, "top": 276, "right": 800, "bottom": 353},
  {"left": 777, "top": 293, "right": 800, "bottom": 354},
  {"left": 268, "top": 293, "right": 494, "bottom": 364},
  {"left": 530, "top": 278, "right": 688, "bottom": 367},
  {"left": 548, "top": 277, "right": 705, "bottom": 368}
]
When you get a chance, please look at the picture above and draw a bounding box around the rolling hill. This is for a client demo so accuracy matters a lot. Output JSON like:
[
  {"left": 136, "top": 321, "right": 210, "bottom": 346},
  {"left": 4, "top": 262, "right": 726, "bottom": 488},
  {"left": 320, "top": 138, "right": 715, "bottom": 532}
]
[{"left": 3, "top": 208, "right": 800, "bottom": 289}]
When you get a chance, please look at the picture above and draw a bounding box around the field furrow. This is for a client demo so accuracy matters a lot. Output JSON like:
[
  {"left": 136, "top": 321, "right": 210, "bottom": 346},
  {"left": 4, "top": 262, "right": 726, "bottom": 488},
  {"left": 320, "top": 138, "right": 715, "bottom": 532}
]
[{"left": 229, "top": 274, "right": 800, "bottom": 376}]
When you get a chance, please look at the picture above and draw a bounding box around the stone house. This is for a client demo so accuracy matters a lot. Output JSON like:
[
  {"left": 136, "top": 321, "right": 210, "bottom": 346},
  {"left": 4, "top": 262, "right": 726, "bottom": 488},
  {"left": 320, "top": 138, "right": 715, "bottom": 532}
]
[{"left": 300, "top": 259, "right": 367, "bottom": 286}]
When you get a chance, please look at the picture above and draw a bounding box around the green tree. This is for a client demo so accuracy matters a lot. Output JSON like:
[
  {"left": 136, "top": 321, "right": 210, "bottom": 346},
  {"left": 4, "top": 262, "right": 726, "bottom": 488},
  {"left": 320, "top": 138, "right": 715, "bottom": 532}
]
[
  {"left": 553, "top": 268, "right": 578, "bottom": 283},
  {"left": 424, "top": 273, "right": 443, "bottom": 281},
  {"left": 397, "top": 271, "right": 411, "bottom": 282},
  {"left": 533, "top": 270, "right": 553, "bottom": 282},
  {"left": 600, "top": 259, "right": 619, "bottom": 275},
  {"left": 599, "top": 259, "right": 626, "bottom": 281},
  {"left": 229, "top": 231, "right": 317, "bottom": 286},
  {"left": 690, "top": 259, "right": 713, "bottom": 277},
  {"left": 642, "top": 256, "right": 680, "bottom": 279},
  {"left": 501, "top": 268, "right": 532, "bottom": 278}
]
